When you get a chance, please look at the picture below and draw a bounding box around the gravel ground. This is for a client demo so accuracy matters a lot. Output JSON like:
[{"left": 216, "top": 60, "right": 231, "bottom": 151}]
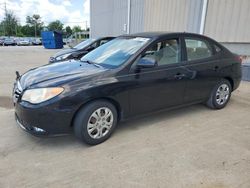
[{"left": 0, "top": 46, "right": 250, "bottom": 188}]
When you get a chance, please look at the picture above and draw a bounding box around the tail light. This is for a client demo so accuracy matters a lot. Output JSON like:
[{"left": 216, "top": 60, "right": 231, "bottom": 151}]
[{"left": 235, "top": 55, "right": 243, "bottom": 63}]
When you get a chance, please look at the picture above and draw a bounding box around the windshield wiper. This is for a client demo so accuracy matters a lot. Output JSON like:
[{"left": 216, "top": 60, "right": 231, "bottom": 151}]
[{"left": 80, "top": 60, "right": 102, "bottom": 68}]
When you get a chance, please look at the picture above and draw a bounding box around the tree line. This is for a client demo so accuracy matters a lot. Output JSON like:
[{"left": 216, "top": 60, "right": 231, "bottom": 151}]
[{"left": 0, "top": 10, "right": 89, "bottom": 38}]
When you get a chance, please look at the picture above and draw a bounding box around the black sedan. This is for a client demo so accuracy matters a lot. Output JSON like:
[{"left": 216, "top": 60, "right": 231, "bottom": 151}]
[
  {"left": 49, "top": 37, "right": 115, "bottom": 63},
  {"left": 13, "top": 32, "right": 242, "bottom": 145}
]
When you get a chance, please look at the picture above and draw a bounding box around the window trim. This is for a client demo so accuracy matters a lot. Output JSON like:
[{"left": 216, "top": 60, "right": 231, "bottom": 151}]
[{"left": 183, "top": 37, "right": 215, "bottom": 63}]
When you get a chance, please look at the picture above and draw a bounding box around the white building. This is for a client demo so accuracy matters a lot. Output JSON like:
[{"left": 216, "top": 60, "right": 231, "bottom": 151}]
[{"left": 90, "top": 0, "right": 250, "bottom": 55}]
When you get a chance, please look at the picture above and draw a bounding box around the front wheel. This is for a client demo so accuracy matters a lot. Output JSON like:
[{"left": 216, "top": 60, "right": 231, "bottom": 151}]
[
  {"left": 74, "top": 100, "right": 118, "bottom": 145},
  {"left": 206, "top": 79, "right": 232, "bottom": 109}
]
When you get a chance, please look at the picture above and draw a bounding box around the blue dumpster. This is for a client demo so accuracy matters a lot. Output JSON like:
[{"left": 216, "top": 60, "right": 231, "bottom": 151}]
[{"left": 41, "top": 31, "right": 63, "bottom": 49}]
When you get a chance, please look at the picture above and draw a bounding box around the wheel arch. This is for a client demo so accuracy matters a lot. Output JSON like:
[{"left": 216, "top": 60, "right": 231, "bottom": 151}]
[
  {"left": 224, "top": 76, "right": 234, "bottom": 90},
  {"left": 70, "top": 97, "right": 122, "bottom": 127}
]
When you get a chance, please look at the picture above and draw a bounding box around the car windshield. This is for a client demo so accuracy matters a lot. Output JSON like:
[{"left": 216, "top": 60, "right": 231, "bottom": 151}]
[
  {"left": 73, "top": 39, "right": 95, "bottom": 50},
  {"left": 81, "top": 37, "right": 150, "bottom": 68}
]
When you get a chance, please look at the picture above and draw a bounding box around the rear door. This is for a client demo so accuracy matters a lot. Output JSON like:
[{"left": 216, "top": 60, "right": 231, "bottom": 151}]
[{"left": 182, "top": 37, "right": 222, "bottom": 103}]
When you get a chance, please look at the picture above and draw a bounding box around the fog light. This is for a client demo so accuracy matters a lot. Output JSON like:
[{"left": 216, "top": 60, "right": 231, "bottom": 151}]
[{"left": 33, "top": 127, "right": 45, "bottom": 133}]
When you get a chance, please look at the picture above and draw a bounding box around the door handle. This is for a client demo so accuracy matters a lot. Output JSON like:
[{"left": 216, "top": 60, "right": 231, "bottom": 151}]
[{"left": 174, "top": 73, "right": 185, "bottom": 79}]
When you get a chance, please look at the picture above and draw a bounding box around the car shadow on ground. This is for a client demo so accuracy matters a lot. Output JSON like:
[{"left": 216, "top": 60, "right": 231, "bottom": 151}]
[
  {"left": 117, "top": 104, "right": 207, "bottom": 130},
  {"left": 25, "top": 103, "right": 209, "bottom": 149}
]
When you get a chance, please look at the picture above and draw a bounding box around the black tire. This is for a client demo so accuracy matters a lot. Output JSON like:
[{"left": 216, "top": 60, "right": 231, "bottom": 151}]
[
  {"left": 74, "top": 100, "right": 118, "bottom": 145},
  {"left": 206, "top": 79, "right": 232, "bottom": 109}
]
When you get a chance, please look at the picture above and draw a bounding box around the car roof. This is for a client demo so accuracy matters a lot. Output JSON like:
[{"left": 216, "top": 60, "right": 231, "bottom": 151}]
[
  {"left": 118, "top": 31, "right": 228, "bottom": 54},
  {"left": 96, "top": 36, "right": 115, "bottom": 40},
  {"left": 124, "top": 31, "right": 174, "bottom": 38},
  {"left": 119, "top": 31, "right": 211, "bottom": 40}
]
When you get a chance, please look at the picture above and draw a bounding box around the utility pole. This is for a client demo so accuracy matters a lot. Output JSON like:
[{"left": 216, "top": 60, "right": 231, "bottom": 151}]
[
  {"left": 35, "top": 22, "right": 37, "bottom": 38},
  {"left": 127, "top": 0, "right": 131, "bottom": 34},
  {"left": 4, "top": 2, "right": 6, "bottom": 12},
  {"left": 2, "top": 2, "right": 7, "bottom": 36},
  {"left": 15, "top": 24, "right": 17, "bottom": 36}
]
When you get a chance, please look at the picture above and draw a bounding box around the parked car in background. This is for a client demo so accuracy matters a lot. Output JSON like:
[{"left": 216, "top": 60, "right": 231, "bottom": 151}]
[
  {"left": 63, "top": 38, "right": 68, "bottom": 45},
  {"left": 49, "top": 37, "right": 115, "bottom": 63},
  {"left": 3, "top": 38, "right": 16, "bottom": 46},
  {"left": 13, "top": 32, "right": 242, "bottom": 145},
  {"left": 16, "top": 38, "right": 30, "bottom": 46},
  {"left": 30, "top": 38, "right": 42, "bottom": 45},
  {"left": 63, "top": 37, "right": 73, "bottom": 45},
  {"left": 0, "top": 37, "right": 6, "bottom": 45},
  {"left": 28, "top": 38, "right": 35, "bottom": 45}
]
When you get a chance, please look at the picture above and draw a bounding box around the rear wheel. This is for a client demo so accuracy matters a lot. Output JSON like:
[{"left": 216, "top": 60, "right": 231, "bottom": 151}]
[
  {"left": 74, "top": 100, "right": 117, "bottom": 145},
  {"left": 206, "top": 79, "right": 232, "bottom": 109}
]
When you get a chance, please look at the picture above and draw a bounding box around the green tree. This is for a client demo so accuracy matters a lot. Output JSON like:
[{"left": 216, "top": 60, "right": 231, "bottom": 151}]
[
  {"left": 0, "top": 22, "right": 5, "bottom": 36},
  {"left": 1, "top": 10, "right": 18, "bottom": 36},
  {"left": 72, "top": 25, "right": 82, "bottom": 33},
  {"left": 26, "top": 14, "right": 43, "bottom": 37},
  {"left": 47, "top": 20, "right": 64, "bottom": 31},
  {"left": 65, "top": 26, "right": 72, "bottom": 36},
  {"left": 20, "top": 25, "right": 34, "bottom": 37}
]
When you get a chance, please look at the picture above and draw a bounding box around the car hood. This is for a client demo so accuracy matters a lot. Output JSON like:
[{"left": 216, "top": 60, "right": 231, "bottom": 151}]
[
  {"left": 20, "top": 60, "right": 107, "bottom": 89},
  {"left": 52, "top": 48, "right": 78, "bottom": 58}
]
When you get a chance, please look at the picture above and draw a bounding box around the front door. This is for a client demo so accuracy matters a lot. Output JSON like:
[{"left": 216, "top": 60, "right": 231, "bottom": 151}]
[{"left": 128, "top": 37, "right": 191, "bottom": 116}]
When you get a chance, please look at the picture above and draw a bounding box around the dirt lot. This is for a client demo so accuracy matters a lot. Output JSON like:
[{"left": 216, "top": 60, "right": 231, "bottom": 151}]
[{"left": 0, "top": 46, "right": 250, "bottom": 188}]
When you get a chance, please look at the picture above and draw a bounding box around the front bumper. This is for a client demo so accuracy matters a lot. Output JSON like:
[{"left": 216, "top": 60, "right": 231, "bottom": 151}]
[
  {"left": 14, "top": 101, "right": 74, "bottom": 136},
  {"left": 19, "top": 43, "right": 30, "bottom": 46},
  {"left": 49, "top": 56, "right": 67, "bottom": 63},
  {"left": 49, "top": 57, "right": 58, "bottom": 63},
  {"left": 15, "top": 113, "right": 47, "bottom": 136}
]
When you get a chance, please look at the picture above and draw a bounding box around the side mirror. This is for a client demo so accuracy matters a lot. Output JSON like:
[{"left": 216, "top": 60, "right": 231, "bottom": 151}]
[{"left": 137, "top": 57, "right": 157, "bottom": 68}]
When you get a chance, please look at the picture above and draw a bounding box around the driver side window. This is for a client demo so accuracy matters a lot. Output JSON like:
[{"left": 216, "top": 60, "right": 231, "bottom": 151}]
[{"left": 142, "top": 39, "right": 180, "bottom": 66}]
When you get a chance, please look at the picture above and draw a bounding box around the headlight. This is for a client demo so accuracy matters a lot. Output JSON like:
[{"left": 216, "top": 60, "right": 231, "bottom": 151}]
[
  {"left": 22, "top": 87, "right": 64, "bottom": 104},
  {"left": 55, "top": 53, "right": 71, "bottom": 61}
]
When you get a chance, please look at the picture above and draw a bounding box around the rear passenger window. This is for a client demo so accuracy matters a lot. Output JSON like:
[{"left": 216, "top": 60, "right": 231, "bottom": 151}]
[{"left": 185, "top": 39, "right": 212, "bottom": 61}]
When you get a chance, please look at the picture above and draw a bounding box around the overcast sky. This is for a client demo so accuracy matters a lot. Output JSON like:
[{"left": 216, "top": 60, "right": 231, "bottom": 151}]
[{"left": 0, "top": 0, "right": 90, "bottom": 29}]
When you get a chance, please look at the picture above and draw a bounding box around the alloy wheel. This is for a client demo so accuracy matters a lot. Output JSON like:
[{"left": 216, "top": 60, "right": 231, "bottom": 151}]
[
  {"left": 87, "top": 107, "right": 114, "bottom": 139},
  {"left": 215, "top": 84, "right": 230, "bottom": 105}
]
